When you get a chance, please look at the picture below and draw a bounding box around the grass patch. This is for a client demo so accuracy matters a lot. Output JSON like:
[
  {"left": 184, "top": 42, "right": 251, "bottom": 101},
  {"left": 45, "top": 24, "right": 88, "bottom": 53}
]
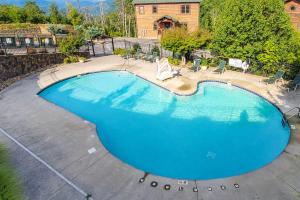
[{"left": 0, "top": 144, "right": 23, "bottom": 200}]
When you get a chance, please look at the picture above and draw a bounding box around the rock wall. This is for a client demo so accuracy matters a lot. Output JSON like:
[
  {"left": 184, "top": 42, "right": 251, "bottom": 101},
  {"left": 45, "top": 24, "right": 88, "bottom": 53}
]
[{"left": 0, "top": 52, "right": 89, "bottom": 82}]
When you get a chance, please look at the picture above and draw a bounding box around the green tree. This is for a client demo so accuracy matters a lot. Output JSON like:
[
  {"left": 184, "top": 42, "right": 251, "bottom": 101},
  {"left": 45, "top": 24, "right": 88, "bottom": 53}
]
[
  {"left": 84, "top": 25, "right": 104, "bottom": 56},
  {"left": 211, "top": 0, "right": 300, "bottom": 77},
  {"left": 67, "top": 4, "right": 83, "bottom": 26},
  {"left": 58, "top": 33, "right": 85, "bottom": 55},
  {"left": 49, "top": 2, "right": 63, "bottom": 24},
  {"left": 161, "top": 27, "right": 211, "bottom": 62},
  {"left": 200, "top": 0, "right": 224, "bottom": 31},
  {"left": 0, "top": 5, "right": 25, "bottom": 23},
  {"left": 23, "top": 0, "right": 47, "bottom": 23}
]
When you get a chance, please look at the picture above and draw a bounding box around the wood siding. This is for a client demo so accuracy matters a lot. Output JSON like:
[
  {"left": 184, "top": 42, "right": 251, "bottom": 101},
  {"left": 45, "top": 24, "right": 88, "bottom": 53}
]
[
  {"left": 135, "top": 3, "right": 200, "bottom": 39},
  {"left": 285, "top": 0, "right": 300, "bottom": 31}
]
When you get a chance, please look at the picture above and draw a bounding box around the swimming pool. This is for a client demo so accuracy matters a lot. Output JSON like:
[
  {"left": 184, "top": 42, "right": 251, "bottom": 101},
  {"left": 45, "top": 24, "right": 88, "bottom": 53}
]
[{"left": 39, "top": 71, "right": 290, "bottom": 180}]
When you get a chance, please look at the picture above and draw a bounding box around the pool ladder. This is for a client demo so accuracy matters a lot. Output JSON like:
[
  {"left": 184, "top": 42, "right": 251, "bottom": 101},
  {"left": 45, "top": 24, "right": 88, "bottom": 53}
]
[{"left": 282, "top": 107, "right": 300, "bottom": 127}]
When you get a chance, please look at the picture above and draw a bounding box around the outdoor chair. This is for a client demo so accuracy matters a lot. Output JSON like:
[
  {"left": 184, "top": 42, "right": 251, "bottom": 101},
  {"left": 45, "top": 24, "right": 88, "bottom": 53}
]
[
  {"left": 283, "top": 73, "right": 300, "bottom": 92},
  {"left": 191, "top": 58, "right": 201, "bottom": 72},
  {"left": 134, "top": 49, "right": 142, "bottom": 60},
  {"left": 266, "top": 70, "right": 285, "bottom": 85},
  {"left": 156, "top": 59, "right": 180, "bottom": 81},
  {"left": 214, "top": 60, "right": 226, "bottom": 74},
  {"left": 143, "top": 52, "right": 152, "bottom": 62}
]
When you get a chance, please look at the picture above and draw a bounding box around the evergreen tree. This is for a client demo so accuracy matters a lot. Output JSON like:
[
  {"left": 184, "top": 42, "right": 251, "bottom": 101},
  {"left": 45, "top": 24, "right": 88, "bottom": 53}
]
[
  {"left": 49, "top": 2, "right": 62, "bottom": 24},
  {"left": 67, "top": 4, "right": 83, "bottom": 26},
  {"left": 23, "top": 0, "right": 47, "bottom": 23}
]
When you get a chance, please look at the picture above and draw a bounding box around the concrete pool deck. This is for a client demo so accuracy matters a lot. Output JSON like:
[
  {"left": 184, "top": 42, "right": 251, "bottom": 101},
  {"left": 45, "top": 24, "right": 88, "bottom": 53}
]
[{"left": 0, "top": 55, "right": 300, "bottom": 200}]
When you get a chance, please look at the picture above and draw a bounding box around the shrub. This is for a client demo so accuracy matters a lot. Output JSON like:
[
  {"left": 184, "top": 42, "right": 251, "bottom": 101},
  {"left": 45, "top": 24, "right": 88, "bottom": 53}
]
[
  {"left": 151, "top": 46, "right": 160, "bottom": 56},
  {"left": 0, "top": 50, "right": 5, "bottom": 55},
  {"left": 161, "top": 27, "right": 211, "bottom": 60},
  {"left": 132, "top": 43, "right": 141, "bottom": 53},
  {"left": 113, "top": 48, "right": 126, "bottom": 56},
  {"left": 58, "top": 33, "right": 85, "bottom": 56},
  {"left": 78, "top": 56, "right": 87, "bottom": 62},
  {"left": 0, "top": 144, "right": 23, "bottom": 200},
  {"left": 211, "top": 0, "right": 300, "bottom": 77},
  {"left": 201, "top": 59, "right": 208, "bottom": 66},
  {"left": 64, "top": 56, "right": 78, "bottom": 64},
  {"left": 168, "top": 57, "right": 181, "bottom": 66}
]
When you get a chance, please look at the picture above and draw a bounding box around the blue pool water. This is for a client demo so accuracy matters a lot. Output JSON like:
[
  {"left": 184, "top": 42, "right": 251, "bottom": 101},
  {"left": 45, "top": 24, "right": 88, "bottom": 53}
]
[{"left": 39, "top": 71, "right": 290, "bottom": 180}]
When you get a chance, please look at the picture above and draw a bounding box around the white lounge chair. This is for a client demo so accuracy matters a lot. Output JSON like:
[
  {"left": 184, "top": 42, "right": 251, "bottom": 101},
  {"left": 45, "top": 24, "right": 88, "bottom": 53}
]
[
  {"left": 228, "top": 58, "right": 250, "bottom": 73},
  {"left": 156, "top": 59, "right": 179, "bottom": 81}
]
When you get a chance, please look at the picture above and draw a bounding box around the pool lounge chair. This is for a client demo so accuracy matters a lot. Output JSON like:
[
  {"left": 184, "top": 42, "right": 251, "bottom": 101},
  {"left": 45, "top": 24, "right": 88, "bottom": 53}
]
[
  {"left": 283, "top": 74, "right": 300, "bottom": 92},
  {"left": 156, "top": 59, "right": 180, "bottom": 81},
  {"left": 191, "top": 58, "right": 201, "bottom": 72},
  {"left": 214, "top": 60, "right": 226, "bottom": 74},
  {"left": 266, "top": 70, "right": 285, "bottom": 85}
]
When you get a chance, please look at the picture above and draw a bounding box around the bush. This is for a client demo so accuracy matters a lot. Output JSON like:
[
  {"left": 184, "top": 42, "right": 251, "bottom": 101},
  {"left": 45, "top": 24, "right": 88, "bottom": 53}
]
[
  {"left": 0, "top": 50, "right": 5, "bottom": 55},
  {"left": 113, "top": 48, "right": 126, "bottom": 56},
  {"left": 168, "top": 57, "right": 181, "bottom": 66},
  {"left": 0, "top": 144, "right": 23, "bottom": 200},
  {"left": 64, "top": 56, "right": 78, "bottom": 64},
  {"left": 78, "top": 56, "right": 87, "bottom": 62},
  {"left": 151, "top": 46, "right": 160, "bottom": 56},
  {"left": 210, "top": 0, "right": 300, "bottom": 78},
  {"left": 161, "top": 27, "right": 211, "bottom": 60},
  {"left": 132, "top": 43, "right": 141, "bottom": 53},
  {"left": 201, "top": 59, "right": 208, "bottom": 66},
  {"left": 58, "top": 33, "right": 85, "bottom": 56}
]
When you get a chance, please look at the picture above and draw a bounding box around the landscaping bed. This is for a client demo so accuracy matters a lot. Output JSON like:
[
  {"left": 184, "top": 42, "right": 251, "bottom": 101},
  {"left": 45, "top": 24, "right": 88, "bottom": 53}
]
[{"left": 0, "top": 144, "right": 22, "bottom": 200}]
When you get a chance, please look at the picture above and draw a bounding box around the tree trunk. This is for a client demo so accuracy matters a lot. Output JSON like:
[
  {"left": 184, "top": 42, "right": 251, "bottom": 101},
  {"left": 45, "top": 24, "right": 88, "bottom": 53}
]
[{"left": 91, "top": 39, "right": 95, "bottom": 56}]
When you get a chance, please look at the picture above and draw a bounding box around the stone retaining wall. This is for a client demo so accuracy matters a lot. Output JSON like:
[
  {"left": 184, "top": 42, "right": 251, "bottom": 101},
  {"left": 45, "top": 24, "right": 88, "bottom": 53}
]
[{"left": 0, "top": 52, "right": 89, "bottom": 82}]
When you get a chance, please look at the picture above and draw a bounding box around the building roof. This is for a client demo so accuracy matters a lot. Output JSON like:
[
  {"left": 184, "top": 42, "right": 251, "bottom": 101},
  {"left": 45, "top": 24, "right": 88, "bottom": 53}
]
[
  {"left": 133, "top": 0, "right": 200, "bottom": 4},
  {"left": 0, "top": 24, "right": 73, "bottom": 37}
]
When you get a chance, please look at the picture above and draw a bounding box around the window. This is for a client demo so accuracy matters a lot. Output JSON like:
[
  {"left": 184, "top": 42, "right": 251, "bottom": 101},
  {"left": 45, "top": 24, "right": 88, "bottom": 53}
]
[
  {"left": 152, "top": 5, "right": 158, "bottom": 13},
  {"left": 139, "top": 6, "right": 144, "bottom": 14},
  {"left": 6, "top": 38, "right": 12, "bottom": 44},
  {"left": 291, "top": 6, "right": 296, "bottom": 11},
  {"left": 153, "top": 23, "right": 158, "bottom": 30},
  {"left": 181, "top": 4, "right": 190, "bottom": 14}
]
